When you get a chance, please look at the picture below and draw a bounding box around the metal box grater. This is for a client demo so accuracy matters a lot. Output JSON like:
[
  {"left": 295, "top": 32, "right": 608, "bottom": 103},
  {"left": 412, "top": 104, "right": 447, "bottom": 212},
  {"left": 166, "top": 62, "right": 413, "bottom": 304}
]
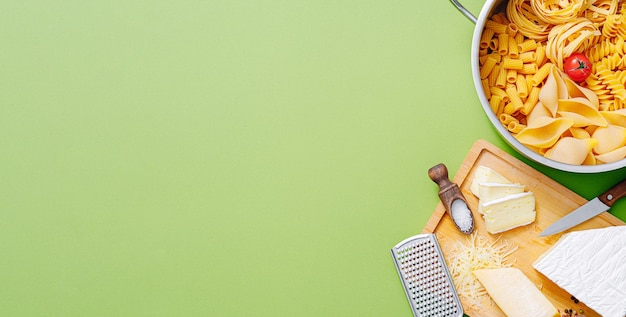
[{"left": 390, "top": 234, "right": 463, "bottom": 317}]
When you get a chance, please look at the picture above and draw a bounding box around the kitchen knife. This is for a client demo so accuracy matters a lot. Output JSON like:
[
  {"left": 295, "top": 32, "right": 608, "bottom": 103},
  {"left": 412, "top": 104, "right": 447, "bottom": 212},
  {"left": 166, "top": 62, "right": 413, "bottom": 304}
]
[{"left": 540, "top": 178, "right": 626, "bottom": 236}]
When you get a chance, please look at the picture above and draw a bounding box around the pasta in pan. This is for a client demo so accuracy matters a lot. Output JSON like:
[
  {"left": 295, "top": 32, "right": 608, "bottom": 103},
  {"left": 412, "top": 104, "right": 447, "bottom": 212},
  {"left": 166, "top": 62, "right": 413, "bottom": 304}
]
[
  {"left": 478, "top": 0, "right": 626, "bottom": 166},
  {"left": 595, "top": 145, "right": 626, "bottom": 163},
  {"left": 506, "top": 0, "right": 553, "bottom": 41},
  {"left": 584, "top": 0, "right": 619, "bottom": 23},
  {"left": 531, "top": 0, "right": 589, "bottom": 25},
  {"left": 545, "top": 18, "right": 600, "bottom": 70},
  {"left": 601, "top": 108, "right": 626, "bottom": 125},
  {"left": 544, "top": 137, "right": 597, "bottom": 165}
]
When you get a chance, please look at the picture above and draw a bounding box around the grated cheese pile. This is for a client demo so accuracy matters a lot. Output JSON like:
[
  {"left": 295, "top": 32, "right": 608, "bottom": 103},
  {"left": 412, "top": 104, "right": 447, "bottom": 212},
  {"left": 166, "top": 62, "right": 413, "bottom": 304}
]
[{"left": 444, "top": 232, "right": 518, "bottom": 309}]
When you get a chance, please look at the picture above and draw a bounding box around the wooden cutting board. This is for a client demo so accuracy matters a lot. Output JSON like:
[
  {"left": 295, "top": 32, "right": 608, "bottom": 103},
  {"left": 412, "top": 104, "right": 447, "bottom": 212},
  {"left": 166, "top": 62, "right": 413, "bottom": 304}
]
[{"left": 422, "top": 139, "right": 625, "bottom": 317}]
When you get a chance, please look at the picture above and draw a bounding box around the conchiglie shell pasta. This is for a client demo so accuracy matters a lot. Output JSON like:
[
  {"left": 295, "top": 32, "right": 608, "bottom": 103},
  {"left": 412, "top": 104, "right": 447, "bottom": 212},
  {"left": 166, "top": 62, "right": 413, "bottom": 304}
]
[
  {"left": 539, "top": 65, "right": 568, "bottom": 116},
  {"left": 564, "top": 78, "right": 600, "bottom": 108},
  {"left": 515, "top": 117, "right": 575, "bottom": 148},
  {"left": 526, "top": 102, "right": 554, "bottom": 128},
  {"left": 601, "top": 109, "right": 626, "bottom": 127},
  {"left": 544, "top": 137, "right": 597, "bottom": 165},
  {"left": 596, "top": 146, "right": 626, "bottom": 164},
  {"left": 591, "top": 125, "right": 626, "bottom": 154},
  {"left": 557, "top": 98, "right": 608, "bottom": 127},
  {"left": 569, "top": 127, "right": 592, "bottom": 139},
  {"left": 583, "top": 151, "right": 596, "bottom": 165}
]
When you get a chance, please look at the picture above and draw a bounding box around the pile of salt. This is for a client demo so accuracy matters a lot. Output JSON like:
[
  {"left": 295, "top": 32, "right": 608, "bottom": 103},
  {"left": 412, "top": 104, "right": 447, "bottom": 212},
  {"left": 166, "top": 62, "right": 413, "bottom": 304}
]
[{"left": 451, "top": 199, "right": 474, "bottom": 234}]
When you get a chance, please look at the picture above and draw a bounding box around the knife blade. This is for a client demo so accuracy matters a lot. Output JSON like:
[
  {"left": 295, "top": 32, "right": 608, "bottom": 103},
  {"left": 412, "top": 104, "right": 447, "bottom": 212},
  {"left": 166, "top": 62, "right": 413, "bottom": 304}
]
[{"left": 540, "top": 178, "right": 626, "bottom": 236}]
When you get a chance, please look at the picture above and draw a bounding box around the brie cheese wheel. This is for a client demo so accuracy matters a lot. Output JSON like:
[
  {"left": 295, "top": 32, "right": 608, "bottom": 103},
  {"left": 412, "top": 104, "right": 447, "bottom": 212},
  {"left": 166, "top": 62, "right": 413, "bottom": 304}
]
[
  {"left": 473, "top": 267, "right": 559, "bottom": 317},
  {"left": 470, "top": 165, "right": 512, "bottom": 197},
  {"left": 533, "top": 226, "right": 626, "bottom": 317},
  {"left": 479, "top": 191, "right": 536, "bottom": 234},
  {"left": 478, "top": 182, "right": 526, "bottom": 202}
]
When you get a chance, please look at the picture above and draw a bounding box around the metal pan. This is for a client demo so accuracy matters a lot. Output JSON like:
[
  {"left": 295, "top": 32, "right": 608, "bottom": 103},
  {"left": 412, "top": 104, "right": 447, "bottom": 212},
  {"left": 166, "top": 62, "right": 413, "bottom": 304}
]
[{"left": 449, "top": 0, "right": 626, "bottom": 173}]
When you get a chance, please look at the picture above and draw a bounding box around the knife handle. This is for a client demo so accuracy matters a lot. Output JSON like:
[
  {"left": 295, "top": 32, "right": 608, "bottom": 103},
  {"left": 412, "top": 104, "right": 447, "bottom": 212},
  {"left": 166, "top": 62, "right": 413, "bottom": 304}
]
[{"left": 598, "top": 178, "right": 626, "bottom": 207}]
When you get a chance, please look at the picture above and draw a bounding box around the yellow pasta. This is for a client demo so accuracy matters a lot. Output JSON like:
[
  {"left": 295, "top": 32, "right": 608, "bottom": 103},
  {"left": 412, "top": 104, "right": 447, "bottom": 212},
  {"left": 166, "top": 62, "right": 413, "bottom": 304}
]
[
  {"left": 515, "top": 117, "right": 575, "bottom": 148},
  {"left": 518, "top": 39, "right": 537, "bottom": 53},
  {"left": 602, "top": 14, "right": 624, "bottom": 38},
  {"left": 534, "top": 44, "right": 547, "bottom": 67},
  {"left": 502, "top": 57, "right": 523, "bottom": 69},
  {"left": 496, "top": 67, "right": 508, "bottom": 88},
  {"left": 488, "top": 64, "right": 501, "bottom": 87},
  {"left": 545, "top": 18, "right": 600, "bottom": 70},
  {"left": 490, "top": 86, "right": 509, "bottom": 102},
  {"left": 506, "top": 0, "right": 552, "bottom": 41},
  {"left": 519, "top": 51, "right": 536, "bottom": 63},
  {"left": 585, "top": 0, "right": 619, "bottom": 23},
  {"left": 482, "top": 79, "right": 492, "bottom": 99},
  {"left": 591, "top": 124, "right": 626, "bottom": 154},
  {"left": 584, "top": 74, "right": 613, "bottom": 110},
  {"left": 492, "top": 12, "right": 510, "bottom": 25},
  {"left": 525, "top": 73, "right": 534, "bottom": 92},
  {"left": 498, "top": 33, "right": 509, "bottom": 55},
  {"left": 521, "top": 86, "right": 540, "bottom": 115},
  {"left": 564, "top": 77, "right": 600, "bottom": 106},
  {"left": 601, "top": 108, "right": 626, "bottom": 126},
  {"left": 596, "top": 145, "right": 626, "bottom": 163},
  {"left": 526, "top": 102, "right": 552, "bottom": 128},
  {"left": 587, "top": 39, "right": 614, "bottom": 64},
  {"left": 506, "top": 23, "right": 518, "bottom": 38},
  {"left": 595, "top": 52, "right": 625, "bottom": 71},
  {"left": 558, "top": 98, "right": 609, "bottom": 127},
  {"left": 486, "top": 20, "right": 508, "bottom": 34},
  {"left": 499, "top": 113, "right": 517, "bottom": 125},
  {"left": 514, "top": 32, "right": 525, "bottom": 45},
  {"left": 545, "top": 137, "right": 597, "bottom": 165},
  {"left": 489, "top": 38, "right": 499, "bottom": 51},
  {"left": 508, "top": 36, "right": 520, "bottom": 58},
  {"left": 480, "top": 53, "right": 501, "bottom": 65},
  {"left": 596, "top": 64, "right": 626, "bottom": 101},
  {"left": 503, "top": 102, "right": 521, "bottom": 115},
  {"left": 481, "top": 28, "right": 496, "bottom": 50},
  {"left": 506, "top": 69, "right": 517, "bottom": 83},
  {"left": 480, "top": 56, "right": 499, "bottom": 79},
  {"left": 506, "top": 85, "right": 524, "bottom": 112},
  {"left": 530, "top": 62, "right": 552, "bottom": 86},
  {"left": 477, "top": 3, "right": 626, "bottom": 165},
  {"left": 569, "top": 127, "right": 592, "bottom": 139},
  {"left": 531, "top": 0, "right": 589, "bottom": 24},
  {"left": 508, "top": 121, "right": 526, "bottom": 133},
  {"left": 490, "top": 94, "right": 504, "bottom": 114},
  {"left": 516, "top": 74, "right": 528, "bottom": 99},
  {"left": 519, "top": 63, "right": 538, "bottom": 74}
]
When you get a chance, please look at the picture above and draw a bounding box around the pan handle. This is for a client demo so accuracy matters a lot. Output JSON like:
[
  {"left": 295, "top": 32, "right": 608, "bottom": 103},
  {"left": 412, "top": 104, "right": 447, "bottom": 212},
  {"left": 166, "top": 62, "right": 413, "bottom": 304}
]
[{"left": 449, "top": 0, "right": 477, "bottom": 24}]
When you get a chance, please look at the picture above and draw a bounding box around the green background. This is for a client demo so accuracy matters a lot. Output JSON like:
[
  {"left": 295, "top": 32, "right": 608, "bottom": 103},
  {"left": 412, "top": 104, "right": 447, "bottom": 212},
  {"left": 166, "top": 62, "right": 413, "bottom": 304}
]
[{"left": 2, "top": 0, "right": 625, "bottom": 316}]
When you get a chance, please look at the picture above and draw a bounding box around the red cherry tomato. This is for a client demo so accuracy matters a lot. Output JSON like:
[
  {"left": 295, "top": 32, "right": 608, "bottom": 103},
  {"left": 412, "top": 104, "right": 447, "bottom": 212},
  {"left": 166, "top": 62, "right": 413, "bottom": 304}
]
[{"left": 564, "top": 53, "right": 592, "bottom": 82}]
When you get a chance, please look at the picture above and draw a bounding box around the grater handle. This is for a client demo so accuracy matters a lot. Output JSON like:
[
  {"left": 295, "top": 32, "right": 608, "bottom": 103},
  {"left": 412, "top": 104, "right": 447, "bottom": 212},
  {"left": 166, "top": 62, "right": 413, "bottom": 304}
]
[{"left": 428, "top": 163, "right": 474, "bottom": 234}]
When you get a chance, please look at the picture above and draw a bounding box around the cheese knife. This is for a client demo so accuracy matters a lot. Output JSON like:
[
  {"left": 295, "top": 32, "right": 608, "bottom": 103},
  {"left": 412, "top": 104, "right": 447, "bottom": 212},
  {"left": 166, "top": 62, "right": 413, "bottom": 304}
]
[{"left": 539, "top": 178, "right": 626, "bottom": 236}]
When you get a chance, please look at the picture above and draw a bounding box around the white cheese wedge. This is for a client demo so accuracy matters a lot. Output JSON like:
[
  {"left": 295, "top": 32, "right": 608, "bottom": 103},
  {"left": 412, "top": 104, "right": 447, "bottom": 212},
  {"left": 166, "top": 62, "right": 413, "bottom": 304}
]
[
  {"left": 478, "top": 182, "right": 525, "bottom": 202},
  {"left": 479, "top": 191, "right": 535, "bottom": 234},
  {"left": 533, "top": 226, "right": 626, "bottom": 317},
  {"left": 470, "top": 165, "right": 512, "bottom": 197},
  {"left": 473, "top": 267, "right": 559, "bottom": 317}
]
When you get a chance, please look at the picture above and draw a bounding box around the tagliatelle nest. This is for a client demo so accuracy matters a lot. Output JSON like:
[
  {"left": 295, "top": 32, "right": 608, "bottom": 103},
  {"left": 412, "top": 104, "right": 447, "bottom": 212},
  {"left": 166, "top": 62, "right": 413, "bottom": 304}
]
[{"left": 531, "top": 0, "right": 590, "bottom": 25}]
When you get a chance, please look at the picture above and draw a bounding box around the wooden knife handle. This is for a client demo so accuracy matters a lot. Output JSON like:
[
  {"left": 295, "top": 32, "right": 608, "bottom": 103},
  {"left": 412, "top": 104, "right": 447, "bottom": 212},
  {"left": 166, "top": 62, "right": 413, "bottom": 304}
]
[{"left": 598, "top": 178, "right": 626, "bottom": 207}]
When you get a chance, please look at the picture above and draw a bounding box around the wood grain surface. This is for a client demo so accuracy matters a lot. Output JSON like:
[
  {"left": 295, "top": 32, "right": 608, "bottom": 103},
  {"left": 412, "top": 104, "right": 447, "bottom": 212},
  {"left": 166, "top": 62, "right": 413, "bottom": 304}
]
[{"left": 422, "top": 139, "right": 625, "bottom": 317}]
